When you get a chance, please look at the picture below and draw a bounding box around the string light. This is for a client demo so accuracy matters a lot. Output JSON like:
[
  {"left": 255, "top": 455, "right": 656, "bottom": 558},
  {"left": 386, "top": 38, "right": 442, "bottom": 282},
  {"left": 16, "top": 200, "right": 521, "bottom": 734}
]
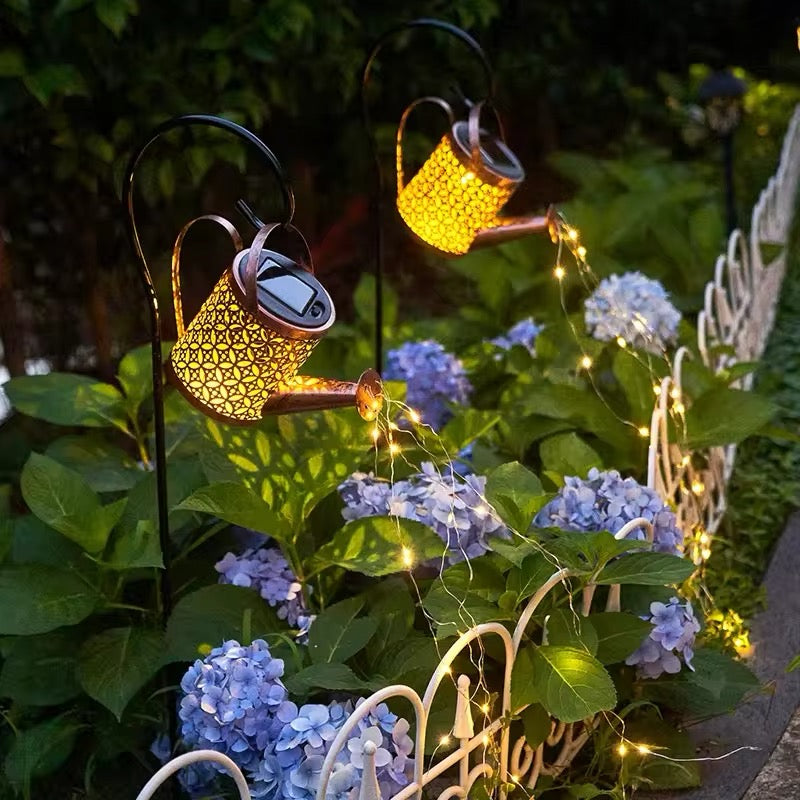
[
  {"left": 481, "top": 703, "right": 490, "bottom": 714},
  {"left": 617, "top": 742, "right": 628, "bottom": 757},
  {"left": 577, "top": 246, "right": 587, "bottom": 259},
  {"left": 579, "top": 355, "right": 593, "bottom": 370},
  {"left": 567, "top": 228, "right": 578, "bottom": 241},
  {"left": 482, "top": 735, "right": 490, "bottom": 746},
  {"left": 638, "top": 426, "right": 650, "bottom": 438},
  {"left": 389, "top": 442, "right": 401, "bottom": 456},
  {"left": 669, "top": 387, "right": 681, "bottom": 400},
  {"left": 554, "top": 265, "right": 566, "bottom": 280},
  {"left": 439, "top": 735, "right": 451, "bottom": 747},
  {"left": 616, "top": 336, "right": 627, "bottom": 348},
  {"left": 636, "top": 744, "right": 651, "bottom": 755},
  {"left": 653, "top": 384, "right": 662, "bottom": 396},
  {"left": 401, "top": 546, "right": 414, "bottom": 568},
  {"left": 673, "top": 401, "right": 686, "bottom": 415},
  {"left": 371, "top": 426, "right": 380, "bottom": 443},
  {"left": 691, "top": 480, "right": 705, "bottom": 495},
  {"left": 407, "top": 408, "right": 421, "bottom": 424}
]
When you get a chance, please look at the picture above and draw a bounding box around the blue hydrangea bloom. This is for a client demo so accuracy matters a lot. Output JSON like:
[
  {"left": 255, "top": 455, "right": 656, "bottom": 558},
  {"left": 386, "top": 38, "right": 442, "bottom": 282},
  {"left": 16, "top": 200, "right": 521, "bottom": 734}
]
[
  {"left": 384, "top": 340, "right": 472, "bottom": 431},
  {"left": 533, "top": 467, "right": 683, "bottom": 556},
  {"left": 626, "top": 597, "right": 701, "bottom": 679},
  {"left": 489, "top": 317, "right": 543, "bottom": 357},
  {"left": 216, "top": 547, "right": 315, "bottom": 639},
  {"left": 339, "top": 462, "right": 510, "bottom": 563},
  {"left": 149, "top": 734, "right": 219, "bottom": 798},
  {"left": 584, "top": 271, "right": 681, "bottom": 353},
  {"left": 179, "top": 639, "right": 288, "bottom": 771}
]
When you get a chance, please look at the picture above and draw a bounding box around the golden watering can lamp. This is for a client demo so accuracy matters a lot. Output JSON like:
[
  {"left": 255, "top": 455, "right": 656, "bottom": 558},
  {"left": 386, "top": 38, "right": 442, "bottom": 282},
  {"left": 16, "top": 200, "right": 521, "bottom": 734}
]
[
  {"left": 168, "top": 216, "right": 383, "bottom": 425},
  {"left": 396, "top": 98, "right": 554, "bottom": 255}
]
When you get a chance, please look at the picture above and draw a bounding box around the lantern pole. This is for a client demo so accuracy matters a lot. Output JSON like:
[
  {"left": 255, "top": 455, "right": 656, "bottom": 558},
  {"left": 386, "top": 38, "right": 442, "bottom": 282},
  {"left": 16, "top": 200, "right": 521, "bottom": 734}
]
[
  {"left": 360, "top": 19, "right": 496, "bottom": 375},
  {"left": 122, "top": 114, "right": 295, "bottom": 624}
]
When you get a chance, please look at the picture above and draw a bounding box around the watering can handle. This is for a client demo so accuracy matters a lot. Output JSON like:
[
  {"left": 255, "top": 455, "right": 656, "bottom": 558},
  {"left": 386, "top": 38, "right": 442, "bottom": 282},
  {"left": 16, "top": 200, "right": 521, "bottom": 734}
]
[
  {"left": 171, "top": 214, "right": 243, "bottom": 338},
  {"left": 467, "top": 99, "right": 508, "bottom": 166},
  {"left": 396, "top": 96, "right": 455, "bottom": 194},
  {"left": 242, "top": 223, "right": 315, "bottom": 314}
]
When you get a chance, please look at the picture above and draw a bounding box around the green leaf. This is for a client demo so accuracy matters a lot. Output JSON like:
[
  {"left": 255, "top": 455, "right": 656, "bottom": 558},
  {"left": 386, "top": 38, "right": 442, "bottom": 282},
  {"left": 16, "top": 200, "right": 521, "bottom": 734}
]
[
  {"left": 314, "top": 516, "right": 446, "bottom": 577},
  {"left": 594, "top": 552, "right": 695, "bottom": 586},
  {"left": 116, "top": 342, "right": 171, "bottom": 416},
  {"left": 165, "top": 585, "right": 281, "bottom": 662},
  {"left": 613, "top": 348, "right": 662, "bottom": 424},
  {"left": 439, "top": 409, "right": 500, "bottom": 452},
  {"left": 513, "top": 645, "right": 616, "bottom": 722},
  {"left": 488, "top": 535, "right": 540, "bottom": 568},
  {"left": 6, "top": 374, "right": 127, "bottom": 429},
  {"left": 485, "top": 461, "right": 545, "bottom": 532},
  {"left": 177, "top": 482, "right": 290, "bottom": 542},
  {"left": 539, "top": 433, "right": 602, "bottom": 478},
  {"left": 95, "top": 0, "right": 138, "bottom": 36},
  {"left": 0, "top": 566, "right": 96, "bottom": 634},
  {"left": 53, "top": 0, "right": 93, "bottom": 14},
  {"left": 363, "top": 578, "right": 415, "bottom": 661},
  {"left": 0, "top": 48, "right": 25, "bottom": 77},
  {"left": 46, "top": 435, "right": 142, "bottom": 492},
  {"left": 685, "top": 388, "right": 775, "bottom": 449},
  {"left": 520, "top": 703, "right": 553, "bottom": 750},
  {"left": 4, "top": 715, "right": 82, "bottom": 793},
  {"left": 284, "top": 663, "right": 364, "bottom": 696},
  {"left": 11, "top": 515, "right": 83, "bottom": 567},
  {"left": 105, "top": 519, "right": 162, "bottom": 569},
  {"left": 642, "top": 648, "right": 759, "bottom": 716},
  {"left": 506, "top": 552, "right": 558, "bottom": 602},
  {"left": 543, "top": 529, "right": 649, "bottom": 572},
  {"left": 546, "top": 608, "right": 598, "bottom": 656},
  {"left": 587, "top": 612, "right": 652, "bottom": 664},
  {"left": 0, "top": 632, "right": 81, "bottom": 706},
  {"left": 22, "top": 64, "right": 88, "bottom": 105},
  {"left": 77, "top": 627, "right": 163, "bottom": 720},
  {"left": 308, "top": 597, "right": 377, "bottom": 665},
  {"left": 20, "top": 453, "right": 121, "bottom": 553}
]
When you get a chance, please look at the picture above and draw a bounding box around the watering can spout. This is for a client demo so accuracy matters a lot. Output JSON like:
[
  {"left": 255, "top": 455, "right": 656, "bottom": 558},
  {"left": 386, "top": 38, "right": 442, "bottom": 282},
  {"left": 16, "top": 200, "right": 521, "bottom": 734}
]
[
  {"left": 471, "top": 206, "right": 557, "bottom": 249},
  {"left": 260, "top": 369, "right": 384, "bottom": 419}
]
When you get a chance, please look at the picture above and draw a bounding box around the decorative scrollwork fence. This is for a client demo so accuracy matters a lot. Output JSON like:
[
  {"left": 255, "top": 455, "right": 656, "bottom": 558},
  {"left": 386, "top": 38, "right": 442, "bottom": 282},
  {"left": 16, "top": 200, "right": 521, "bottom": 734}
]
[{"left": 136, "top": 105, "right": 800, "bottom": 800}]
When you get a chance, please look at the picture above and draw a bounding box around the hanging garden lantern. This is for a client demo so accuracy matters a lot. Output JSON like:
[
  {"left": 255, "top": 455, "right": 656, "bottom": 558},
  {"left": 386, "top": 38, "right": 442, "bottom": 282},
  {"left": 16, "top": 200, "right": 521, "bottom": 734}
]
[{"left": 396, "top": 99, "right": 554, "bottom": 255}]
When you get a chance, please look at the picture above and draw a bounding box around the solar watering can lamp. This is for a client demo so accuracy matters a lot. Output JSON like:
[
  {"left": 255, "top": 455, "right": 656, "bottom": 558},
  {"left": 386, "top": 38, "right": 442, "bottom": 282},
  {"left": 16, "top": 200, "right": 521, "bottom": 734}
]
[
  {"left": 122, "top": 114, "right": 383, "bottom": 621},
  {"left": 361, "top": 18, "right": 556, "bottom": 372}
]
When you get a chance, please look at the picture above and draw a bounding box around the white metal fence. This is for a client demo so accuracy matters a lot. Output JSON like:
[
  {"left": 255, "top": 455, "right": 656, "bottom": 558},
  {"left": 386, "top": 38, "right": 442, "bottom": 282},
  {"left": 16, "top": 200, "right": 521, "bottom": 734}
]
[{"left": 136, "top": 105, "right": 800, "bottom": 800}]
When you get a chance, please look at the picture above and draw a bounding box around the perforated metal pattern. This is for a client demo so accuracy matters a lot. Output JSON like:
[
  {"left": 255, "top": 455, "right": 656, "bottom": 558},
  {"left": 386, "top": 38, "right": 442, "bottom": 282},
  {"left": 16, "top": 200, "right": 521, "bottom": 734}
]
[
  {"left": 169, "top": 273, "right": 317, "bottom": 422},
  {"left": 396, "top": 134, "right": 515, "bottom": 255}
]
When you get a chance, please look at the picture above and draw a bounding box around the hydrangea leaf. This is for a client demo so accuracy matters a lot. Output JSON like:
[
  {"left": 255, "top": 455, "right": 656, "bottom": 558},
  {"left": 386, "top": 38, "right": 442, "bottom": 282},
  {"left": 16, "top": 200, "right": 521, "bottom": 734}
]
[
  {"left": 313, "top": 516, "right": 446, "bottom": 577},
  {"left": 488, "top": 536, "right": 540, "bottom": 568},
  {"left": 440, "top": 409, "right": 501, "bottom": 452},
  {"left": 0, "top": 632, "right": 81, "bottom": 706},
  {"left": 520, "top": 703, "right": 552, "bottom": 749},
  {"left": 45, "top": 434, "right": 142, "bottom": 493},
  {"left": 105, "top": 519, "right": 163, "bottom": 570},
  {"left": 363, "top": 577, "right": 416, "bottom": 663},
  {"left": 77, "top": 627, "right": 164, "bottom": 720},
  {"left": 685, "top": 387, "right": 775, "bottom": 449},
  {"left": 5, "top": 373, "right": 128, "bottom": 431},
  {"left": 594, "top": 552, "right": 694, "bottom": 586},
  {"left": 506, "top": 552, "right": 558, "bottom": 602},
  {"left": 0, "top": 566, "right": 96, "bottom": 634},
  {"left": 284, "top": 663, "right": 364, "bottom": 697},
  {"left": 176, "top": 482, "right": 291, "bottom": 543},
  {"left": 308, "top": 597, "right": 377, "bottom": 665},
  {"left": 587, "top": 612, "right": 653, "bottom": 664},
  {"left": 613, "top": 348, "right": 662, "bottom": 422},
  {"left": 4, "top": 715, "right": 83, "bottom": 792},
  {"left": 164, "top": 584, "right": 281, "bottom": 662},
  {"left": 20, "top": 453, "right": 124, "bottom": 553},
  {"left": 485, "top": 461, "right": 546, "bottom": 532},
  {"left": 518, "top": 645, "right": 616, "bottom": 723},
  {"left": 540, "top": 433, "right": 603, "bottom": 479},
  {"left": 546, "top": 608, "right": 599, "bottom": 656}
]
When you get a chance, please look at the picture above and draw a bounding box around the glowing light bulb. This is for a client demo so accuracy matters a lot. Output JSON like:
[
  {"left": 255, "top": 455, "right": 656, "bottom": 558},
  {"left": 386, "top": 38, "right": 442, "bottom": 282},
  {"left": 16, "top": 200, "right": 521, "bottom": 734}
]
[
  {"left": 482, "top": 735, "right": 490, "bottom": 746},
  {"left": 681, "top": 455, "right": 691, "bottom": 467},
  {"left": 673, "top": 401, "right": 686, "bottom": 415},
  {"left": 701, "top": 547, "right": 712, "bottom": 561},
  {"left": 691, "top": 480, "right": 705, "bottom": 495},
  {"left": 439, "top": 735, "right": 450, "bottom": 747},
  {"left": 616, "top": 336, "right": 627, "bottom": 348},
  {"left": 460, "top": 170, "right": 475, "bottom": 184},
  {"left": 653, "top": 384, "right": 662, "bottom": 396},
  {"left": 408, "top": 408, "right": 421, "bottom": 424},
  {"left": 579, "top": 355, "right": 593, "bottom": 370},
  {"left": 699, "top": 532, "right": 710, "bottom": 546},
  {"left": 510, "top": 775, "right": 520, "bottom": 784},
  {"left": 371, "top": 426, "right": 380, "bottom": 443},
  {"left": 389, "top": 442, "right": 401, "bottom": 456},
  {"left": 401, "top": 546, "right": 414, "bottom": 568},
  {"left": 617, "top": 743, "right": 628, "bottom": 757},
  {"left": 577, "top": 245, "right": 587, "bottom": 259},
  {"left": 481, "top": 703, "right": 490, "bottom": 714},
  {"left": 669, "top": 387, "right": 681, "bottom": 400},
  {"left": 638, "top": 426, "right": 649, "bottom": 438},
  {"left": 444, "top": 666, "right": 452, "bottom": 675},
  {"left": 567, "top": 228, "right": 578, "bottom": 241},
  {"left": 554, "top": 265, "right": 566, "bottom": 280},
  {"left": 636, "top": 744, "right": 651, "bottom": 755}
]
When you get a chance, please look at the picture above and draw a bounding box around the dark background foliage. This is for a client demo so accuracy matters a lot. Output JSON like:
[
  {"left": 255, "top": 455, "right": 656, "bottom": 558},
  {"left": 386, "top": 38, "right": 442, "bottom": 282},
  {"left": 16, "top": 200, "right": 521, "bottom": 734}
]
[{"left": 0, "top": 0, "right": 798, "bottom": 380}]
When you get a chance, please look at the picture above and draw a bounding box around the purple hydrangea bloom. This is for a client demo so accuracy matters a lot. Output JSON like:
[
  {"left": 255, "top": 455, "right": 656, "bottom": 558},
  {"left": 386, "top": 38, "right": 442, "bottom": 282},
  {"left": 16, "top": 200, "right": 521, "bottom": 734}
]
[
  {"left": 178, "top": 639, "right": 288, "bottom": 771},
  {"left": 584, "top": 271, "right": 681, "bottom": 353},
  {"left": 339, "top": 462, "right": 511, "bottom": 563},
  {"left": 533, "top": 467, "right": 683, "bottom": 555},
  {"left": 384, "top": 340, "right": 472, "bottom": 431},
  {"left": 626, "top": 597, "right": 701, "bottom": 679},
  {"left": 216, "top": 547, "right": 315, "bottom": 639},
  {"left": 489, "top": 317, "right": 543, "bottom": 357}
]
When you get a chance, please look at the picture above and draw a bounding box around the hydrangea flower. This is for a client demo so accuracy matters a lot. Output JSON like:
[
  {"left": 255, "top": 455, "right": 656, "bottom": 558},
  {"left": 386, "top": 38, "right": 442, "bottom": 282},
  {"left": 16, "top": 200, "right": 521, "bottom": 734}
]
[
  {"left": 533, "top": 467, "right": 683, "bottom": 556},
  {"left": 149, "top": 734, "right": 220, "bottom": 798},
  {"left": 339, "top": 462, "right": 510, "bottom": 563},
  {"left": 178, "top": 639, "right": 289, "bottom": 771},
  {"left": 216, "top": 547, "right": 315, "bottom": 638},
  {"left": 584, "top": 271, "right": 681, "bottom": 353},
  {"left": 489, "top": 317, "right": 543, "bottom": 357},
  {"left": 385, "top": 340, "right": 472, "bottom": 431},
  {"left": 626, "top": 597, "right": 701, "bottom": 679}
]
